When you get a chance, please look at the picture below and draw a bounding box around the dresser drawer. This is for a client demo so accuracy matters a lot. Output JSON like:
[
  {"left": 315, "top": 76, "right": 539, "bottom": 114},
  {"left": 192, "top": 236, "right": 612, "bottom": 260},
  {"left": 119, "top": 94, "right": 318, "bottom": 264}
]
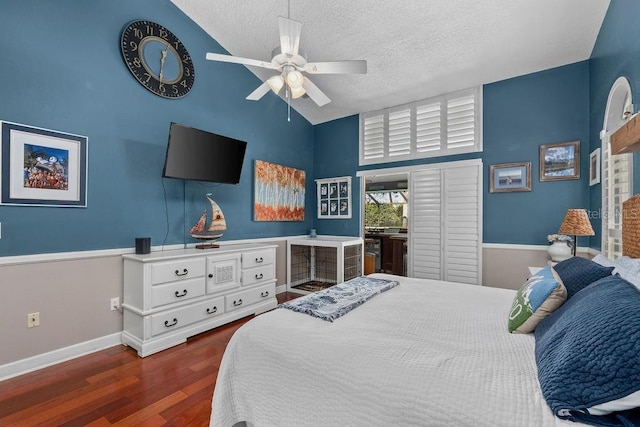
[
  {"left": 151, "top": 258, "right": 205, "bottom": 285},
  {"left": 225, "top": 283, "right": 275, "bottom": 312},
  {"left": 242, "top": 265, "right": 274, "bottom": 287},
  {"left": 151, "top": 277, "right": 205, "bottom": 308},
  {"left": 150, "top": 296, "right": 225, "bottom": 336},
  {"left": 242, "top": 248, "right": 274, "bottom": 269}
]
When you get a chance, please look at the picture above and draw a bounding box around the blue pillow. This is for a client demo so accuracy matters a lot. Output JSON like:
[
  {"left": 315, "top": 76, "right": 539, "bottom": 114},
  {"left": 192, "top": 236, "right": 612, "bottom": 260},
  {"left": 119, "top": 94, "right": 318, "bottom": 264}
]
[
  {"left": 552, "top": 257, "right": 614, "bottom": 299},
  {"left": 535, "top": 276, "right": 640, "bottom": 425}
]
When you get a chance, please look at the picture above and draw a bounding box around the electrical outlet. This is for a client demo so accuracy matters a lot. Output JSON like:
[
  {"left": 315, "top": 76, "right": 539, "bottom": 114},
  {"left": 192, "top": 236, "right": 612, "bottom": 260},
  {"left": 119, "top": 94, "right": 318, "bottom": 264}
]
[
  {"left": 110, "top": 297, "right": 120, "bottom": 311},
  {"left": 27, "top": 312, "right": 40, "bottom": 328}
]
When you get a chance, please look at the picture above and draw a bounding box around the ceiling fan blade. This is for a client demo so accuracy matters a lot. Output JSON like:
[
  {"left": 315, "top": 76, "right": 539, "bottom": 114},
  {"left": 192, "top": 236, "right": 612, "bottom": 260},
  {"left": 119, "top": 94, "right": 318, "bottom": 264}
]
[
  {"left": 278, "top": 16, "right": 301, "bottom": 56},
  {"left": 303, "top": 60, "right": 367, "bottom": 75},
  {"left": 302, "top": 77, "right": 331, "bottom": 107},
  {"left": 206, "top": 52, "right": 277, "bottom": 70},
  {"left": 246, "top": 81, "right": 272, "bottom": 101}
]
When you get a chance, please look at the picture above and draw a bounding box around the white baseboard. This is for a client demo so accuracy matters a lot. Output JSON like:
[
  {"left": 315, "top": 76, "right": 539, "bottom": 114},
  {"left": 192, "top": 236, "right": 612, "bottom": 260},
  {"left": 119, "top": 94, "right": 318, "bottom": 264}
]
[
  {"left": 276, "top": 284, "right": 287, "bottom": 294},
  {"left": 0, "top": 333, "right": 122, "bottom": 382}
]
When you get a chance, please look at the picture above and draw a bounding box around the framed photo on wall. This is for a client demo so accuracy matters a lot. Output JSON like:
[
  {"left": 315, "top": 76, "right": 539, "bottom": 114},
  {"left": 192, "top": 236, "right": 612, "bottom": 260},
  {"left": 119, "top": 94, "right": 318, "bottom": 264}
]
[
  {"left": 589, "top": 148, "right": 601, "bottom": 186},
  {"left": 1, "top": 121, "right": 88, "bottom": 207},
  {"left": 316, "top": 176, "right": 351, "bottom": 218},
  {"left": 539, "top": 140, "right": 580, "bottom": 181},
  {"left": 489, "top": 162, "right": 532, "bottom": 193}
]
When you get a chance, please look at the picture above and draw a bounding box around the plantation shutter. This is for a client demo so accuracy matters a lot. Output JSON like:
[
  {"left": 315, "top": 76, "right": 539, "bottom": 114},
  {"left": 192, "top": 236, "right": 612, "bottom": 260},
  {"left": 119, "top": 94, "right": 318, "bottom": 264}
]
[
  {"left": 446, "top": 93, "right": 476, "bottom": 151},
  {"left": 362, "top": 112, "right": 385, "bottom": 161},
  {"left": 410, "top": 169, "right": 442, "bottom": 280},
  {"left": 388, "top": 107, "right": 412, "bottom": 158},
  {"left": 415, "top": 101, "right": 441, "bottom": 154},
  {"left": 443, "top": 165, "right": 481, "bottom": 284},
  {"left": 360, "top": 87, "right": 481, "bottom": 165},
  {"left": 602, "top": 136, "right": 632, "bottom": 258},
  {"left": 409, "top": 162, "right": 482, "bottom": 284}
]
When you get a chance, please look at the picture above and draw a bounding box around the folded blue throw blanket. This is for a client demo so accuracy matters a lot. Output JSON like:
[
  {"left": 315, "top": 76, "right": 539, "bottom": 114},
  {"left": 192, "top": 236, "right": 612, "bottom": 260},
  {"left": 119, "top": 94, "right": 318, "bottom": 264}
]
[
  {"left": 535, "top": 275, "right": 640, "bottom": 426},
  {"left": 279, "top": 276, "right": 399, "bottom": 322}
]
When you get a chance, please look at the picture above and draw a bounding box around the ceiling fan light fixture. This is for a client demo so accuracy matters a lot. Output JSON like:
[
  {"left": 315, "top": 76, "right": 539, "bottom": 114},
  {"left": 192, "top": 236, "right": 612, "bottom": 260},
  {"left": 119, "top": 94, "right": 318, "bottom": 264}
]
[
  {"left": 267, "top": 75, "right": 285, "bottom": 94},
  {"left": 205, "top": 14, "right": 367, "bottom": 110},
  {"left": 290, "top": 85, "right": 306, "bottom": 99},
  {"left": 286, "top": 70, "right": 304, "bottom": 89}
]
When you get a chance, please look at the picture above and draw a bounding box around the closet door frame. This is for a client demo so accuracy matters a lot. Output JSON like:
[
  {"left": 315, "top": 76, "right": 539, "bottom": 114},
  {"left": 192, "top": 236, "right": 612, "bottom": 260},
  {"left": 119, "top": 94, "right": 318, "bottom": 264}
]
[{"left": 357, "top": 158, "right": 483, "bottom": 284}]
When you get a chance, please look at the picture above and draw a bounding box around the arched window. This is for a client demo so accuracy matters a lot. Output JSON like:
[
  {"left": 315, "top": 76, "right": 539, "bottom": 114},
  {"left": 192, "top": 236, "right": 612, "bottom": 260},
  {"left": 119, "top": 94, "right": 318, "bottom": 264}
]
[{"left": 601, "top": 77, "right": 634, "bottom": 258}]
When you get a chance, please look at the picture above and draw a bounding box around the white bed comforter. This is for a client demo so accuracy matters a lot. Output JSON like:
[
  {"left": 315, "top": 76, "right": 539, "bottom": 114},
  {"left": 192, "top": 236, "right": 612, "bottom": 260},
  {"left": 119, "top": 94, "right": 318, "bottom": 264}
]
[{"left": 210, "top": 274, "right": 573, "bottom": 427}]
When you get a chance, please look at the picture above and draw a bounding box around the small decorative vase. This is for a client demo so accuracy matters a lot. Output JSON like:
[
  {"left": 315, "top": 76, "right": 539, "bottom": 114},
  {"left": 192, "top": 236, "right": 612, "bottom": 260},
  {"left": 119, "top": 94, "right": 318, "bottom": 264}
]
[{"left": 548, "top": 240, "right": 572, "bottom": 262}]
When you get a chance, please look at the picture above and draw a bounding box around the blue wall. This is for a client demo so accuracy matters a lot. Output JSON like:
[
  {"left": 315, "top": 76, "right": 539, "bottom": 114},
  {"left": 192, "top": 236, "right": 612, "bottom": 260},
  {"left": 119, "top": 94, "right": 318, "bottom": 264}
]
[
  {"left": 483, "top": 62, "right": 590, "bottom": 246},
  {"left": 5, "top": 0, "right": 639, "bottom": 256},
  {"left": 0, "top": 0, "right": 314, "bottom": 256},
  {"left": 313, "top": 62, "right": 591, "bottom": 246},
  {"left": 312, "top": 115, "right": 361, "bottom": 236},
  {"left": 589, "top": 0, "right": 640, "bottom": 249}
]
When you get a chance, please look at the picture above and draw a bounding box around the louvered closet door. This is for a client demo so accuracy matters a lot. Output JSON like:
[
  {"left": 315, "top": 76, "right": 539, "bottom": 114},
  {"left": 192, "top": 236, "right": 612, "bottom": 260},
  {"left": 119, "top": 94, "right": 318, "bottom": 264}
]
[
  {"left": 410, "top": 169, "right": 442, "bottom": 280},
  {"left": 443, "top": 166, "right": 481, "bottom": 285},
  {"left": 410, "top": 163, "right": 481, "bottom": 285}
]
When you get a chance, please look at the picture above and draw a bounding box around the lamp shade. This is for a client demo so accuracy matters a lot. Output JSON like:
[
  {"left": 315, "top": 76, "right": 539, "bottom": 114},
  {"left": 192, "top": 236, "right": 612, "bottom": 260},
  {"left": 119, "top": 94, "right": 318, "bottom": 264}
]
[
  {"left": 267, "top": 75, "right": 284, "bottom": 94},
  {"left": 290, "top": 86, "right": 306, "bottom": 99},
  {"left": 285, "top": 70, "right": 304, "bottom": 89},
  {"left": 559, "top": 209, "right": 594, "bottom": 236}
]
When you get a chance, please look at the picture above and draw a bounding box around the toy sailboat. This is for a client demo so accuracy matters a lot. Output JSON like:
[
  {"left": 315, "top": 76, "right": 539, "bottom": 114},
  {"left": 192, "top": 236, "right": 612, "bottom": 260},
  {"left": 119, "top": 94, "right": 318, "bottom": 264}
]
[{"left": 190, "top": 196, "right": 226, "bottom": 249}]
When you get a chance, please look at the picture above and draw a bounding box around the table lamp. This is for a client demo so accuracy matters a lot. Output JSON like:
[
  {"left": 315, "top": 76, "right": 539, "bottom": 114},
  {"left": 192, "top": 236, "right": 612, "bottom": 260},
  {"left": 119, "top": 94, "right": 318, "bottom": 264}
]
[{"left": 558, "top": 209, "right": 595, "bottom": 257}]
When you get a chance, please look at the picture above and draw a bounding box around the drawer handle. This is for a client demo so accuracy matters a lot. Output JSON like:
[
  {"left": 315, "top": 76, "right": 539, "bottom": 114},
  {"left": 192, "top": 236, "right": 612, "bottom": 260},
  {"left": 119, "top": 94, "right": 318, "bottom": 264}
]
[
  {"left": 255, "top": 257, "right": 264, "bottom": 263},
  {"left": 255, "top": 273, "right": 264, "bottom": 280},
  {"left": 164, "top": 318, "right": 178, "bottom": 328},
  {"left": 233, "top": 299, "right": 243, "bottom": 307},
  {"left": 260, "top": 291, "right": 269, "bottom": 298},
  {"left": 174, "top": 269, "right": 188, "bottom": 277},
  {"left": 206, "top": 306, "right": 218, "bottom": 315},
  {"left": 174, "top": 289, "right": 188, "bottom": 298},
  {"left": 208, "top": 273, "right": 213, "bottom": 278}
]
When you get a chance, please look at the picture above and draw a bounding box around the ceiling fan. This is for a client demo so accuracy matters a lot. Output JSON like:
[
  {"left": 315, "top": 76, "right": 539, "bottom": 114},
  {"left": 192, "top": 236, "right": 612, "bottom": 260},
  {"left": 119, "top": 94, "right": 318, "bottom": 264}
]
[{"left": 205, "top": 14, "right": 367, "bottom": 108}]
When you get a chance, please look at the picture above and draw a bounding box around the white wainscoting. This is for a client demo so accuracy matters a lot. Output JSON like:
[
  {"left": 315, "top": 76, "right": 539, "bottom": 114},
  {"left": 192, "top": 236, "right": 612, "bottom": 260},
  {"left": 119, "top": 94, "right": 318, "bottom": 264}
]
[
  {"left": 0, "top": 333, "right": 122, "bottom": 382},
  {"left": 482, "top": 243, "right": 597, "bottom": 290},
  {"left": 0, "top": 237, "right": 291, "bottom": 381}
]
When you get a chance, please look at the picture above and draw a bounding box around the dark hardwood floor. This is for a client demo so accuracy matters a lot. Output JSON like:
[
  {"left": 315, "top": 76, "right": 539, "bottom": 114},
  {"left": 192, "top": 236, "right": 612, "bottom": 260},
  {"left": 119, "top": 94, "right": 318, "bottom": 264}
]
[{"left": 0, "top": 292, "right": 300, "bottom": 427}]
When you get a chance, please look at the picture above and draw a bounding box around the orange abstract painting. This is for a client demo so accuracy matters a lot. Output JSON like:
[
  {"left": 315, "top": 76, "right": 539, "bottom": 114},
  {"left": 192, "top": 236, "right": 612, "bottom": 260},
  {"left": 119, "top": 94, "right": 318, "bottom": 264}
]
[{"left": 254, "top": 160, "right": 305, "bottom": 221}]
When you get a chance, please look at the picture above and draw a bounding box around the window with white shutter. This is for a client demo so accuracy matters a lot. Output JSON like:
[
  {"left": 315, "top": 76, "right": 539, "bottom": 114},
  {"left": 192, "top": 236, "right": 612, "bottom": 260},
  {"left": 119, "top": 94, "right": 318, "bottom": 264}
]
[
  {"left": 602, "top": 137, "right": 632, "bottom": 258},
  {"left": 388, "top": 107, "right": 412, "bottom": 158},
  {"left": 446, "top": 93, "right": 476, "bottom": 151},
  {"left": 601, "top": 77, "right": 634, "bottom": 259},
  {"left": 360, "top": 87, "right": 482, "bottom": 165},
  {"left": 362, "top": 113, "right": 385, "bottom": 161},
  {"left": 416, "top": 100, "right": 441, "bottom": 154}
]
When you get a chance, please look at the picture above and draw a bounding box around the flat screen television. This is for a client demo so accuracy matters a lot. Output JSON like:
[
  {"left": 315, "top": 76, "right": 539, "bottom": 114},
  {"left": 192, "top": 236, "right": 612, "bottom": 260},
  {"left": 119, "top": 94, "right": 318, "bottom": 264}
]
[{"left": 162, "top": 123, "right": 247, "bottom": 184}]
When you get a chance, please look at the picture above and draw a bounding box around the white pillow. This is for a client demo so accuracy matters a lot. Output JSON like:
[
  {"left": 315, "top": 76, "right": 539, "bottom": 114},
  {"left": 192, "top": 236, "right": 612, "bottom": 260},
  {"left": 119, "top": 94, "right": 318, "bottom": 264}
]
[
  {"left": 588, "top": 389, "right": 640, "bottom": 415},
  {"left": 612, "top": 256, "right": 640, "bottom": 289},
  {"left": 592, "top": 254, "right": 615, "bottom": 267},
  {"left": 592, "top": 254, "right": 640, "bottom": 289}
]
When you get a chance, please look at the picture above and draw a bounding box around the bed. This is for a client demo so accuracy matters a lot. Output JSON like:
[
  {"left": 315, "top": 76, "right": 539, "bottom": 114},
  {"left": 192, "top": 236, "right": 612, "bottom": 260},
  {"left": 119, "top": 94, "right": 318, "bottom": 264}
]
[{"left": 210, "top": 196, "right": 640, "bottom": 427}]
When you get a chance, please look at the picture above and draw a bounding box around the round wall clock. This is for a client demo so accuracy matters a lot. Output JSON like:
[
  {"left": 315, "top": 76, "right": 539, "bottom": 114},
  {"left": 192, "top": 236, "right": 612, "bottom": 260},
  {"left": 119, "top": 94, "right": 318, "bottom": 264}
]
[{"left": 121, "top": 20, "right": 195, "bottom": 99}]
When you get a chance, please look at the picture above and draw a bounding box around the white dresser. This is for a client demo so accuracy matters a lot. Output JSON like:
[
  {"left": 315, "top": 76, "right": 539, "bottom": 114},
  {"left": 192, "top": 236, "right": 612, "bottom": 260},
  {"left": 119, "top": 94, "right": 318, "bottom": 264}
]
[{"left": 121, "top": 243, "right": 277, "bottom": 357}]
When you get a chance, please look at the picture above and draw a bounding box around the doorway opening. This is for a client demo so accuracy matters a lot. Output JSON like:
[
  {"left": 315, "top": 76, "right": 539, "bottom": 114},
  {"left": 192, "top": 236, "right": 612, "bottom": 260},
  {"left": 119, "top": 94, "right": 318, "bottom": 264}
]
[{"left": 363, "top": 173, "right": 409, "bottom": 276}]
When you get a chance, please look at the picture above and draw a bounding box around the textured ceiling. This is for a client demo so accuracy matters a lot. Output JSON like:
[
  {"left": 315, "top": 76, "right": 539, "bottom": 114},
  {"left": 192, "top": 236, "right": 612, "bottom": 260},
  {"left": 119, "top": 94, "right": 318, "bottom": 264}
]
[{"left": 171, "top": 0, "right": 610, "bottom": 125}]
